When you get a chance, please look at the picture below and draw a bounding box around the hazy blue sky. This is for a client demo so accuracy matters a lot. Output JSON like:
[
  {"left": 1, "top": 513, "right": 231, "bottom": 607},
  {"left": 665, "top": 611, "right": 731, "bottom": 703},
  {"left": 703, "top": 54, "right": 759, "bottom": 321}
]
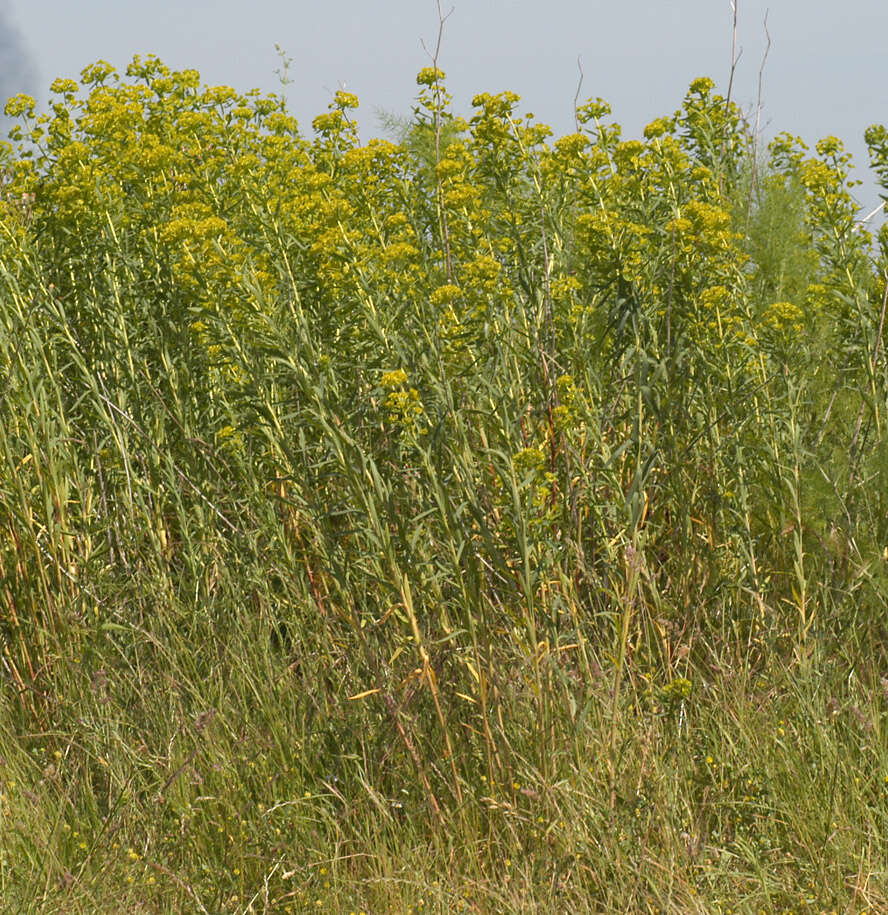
[{"left": 2, "top": 0, "right": 886, "bottom": 217}]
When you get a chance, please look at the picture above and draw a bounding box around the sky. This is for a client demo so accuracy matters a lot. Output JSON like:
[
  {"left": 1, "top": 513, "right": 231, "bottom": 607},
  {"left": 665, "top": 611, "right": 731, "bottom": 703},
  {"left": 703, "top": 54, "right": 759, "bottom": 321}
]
[{"left": 1, "top": 0, "right": 886, "bottom": 222}]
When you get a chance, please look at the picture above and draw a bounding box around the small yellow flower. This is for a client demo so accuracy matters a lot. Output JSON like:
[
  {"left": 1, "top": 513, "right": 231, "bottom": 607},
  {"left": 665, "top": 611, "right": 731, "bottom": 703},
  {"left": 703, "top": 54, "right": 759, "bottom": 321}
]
[
  {"left": 416, "top": 67, "right": 445, "bottom": 87},
  {"left": 380, "top": 369, "right": 408, "bottom": 388}
]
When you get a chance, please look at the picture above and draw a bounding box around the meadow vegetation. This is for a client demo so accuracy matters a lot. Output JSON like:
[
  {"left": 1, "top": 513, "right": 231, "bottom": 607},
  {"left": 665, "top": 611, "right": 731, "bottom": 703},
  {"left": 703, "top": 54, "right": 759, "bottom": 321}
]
[{"left": 1, "top": 53, "right": 888, "bottom": 913}]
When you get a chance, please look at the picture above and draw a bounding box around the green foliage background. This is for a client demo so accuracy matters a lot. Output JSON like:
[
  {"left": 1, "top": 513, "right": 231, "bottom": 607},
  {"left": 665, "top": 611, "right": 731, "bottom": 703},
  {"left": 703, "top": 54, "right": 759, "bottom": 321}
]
[{"left": 1, "top": 55, "right": 888, "bottom": 912}]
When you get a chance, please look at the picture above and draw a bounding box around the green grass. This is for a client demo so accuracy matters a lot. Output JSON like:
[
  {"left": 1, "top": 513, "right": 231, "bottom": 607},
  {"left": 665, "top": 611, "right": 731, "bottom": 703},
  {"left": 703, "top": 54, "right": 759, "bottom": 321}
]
[{"left": 1, "top": 56, "right": 887, "bottom": 912}]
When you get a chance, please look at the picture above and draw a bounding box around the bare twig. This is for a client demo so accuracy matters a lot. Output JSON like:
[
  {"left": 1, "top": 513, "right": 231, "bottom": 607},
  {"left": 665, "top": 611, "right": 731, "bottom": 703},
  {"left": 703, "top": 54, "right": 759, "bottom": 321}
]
[
  {"left": 725, "top": 0, "right": 740, "bottom": 112},
  {"left": 854, "top": 201, "right": 886, "bottom": 232},
  {"left": 753, "top": 12, "right": 771, "bottom": 150},
  {"left": 746, "top": 10, "right": 771, "bottom": 234},
  {"left": 720, "top": 0, "right": 743, "bottom": 194},
  {"left": 573, "top": 56, "right": 584, "bottom": 134},
  {"left": 421, "top": 0, "right": 455, "bottom": 283}
]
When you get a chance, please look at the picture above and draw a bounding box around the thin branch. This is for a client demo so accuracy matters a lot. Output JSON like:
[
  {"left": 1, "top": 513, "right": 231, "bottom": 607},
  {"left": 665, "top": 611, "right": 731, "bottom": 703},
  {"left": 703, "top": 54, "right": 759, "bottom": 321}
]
[
  {"left": 854, "top": 200, "right": 886, "bottom": 232},
  {"left": 720, "top": 0, "right": 742, "bottom": 193},
  {"left": 573, "top": 56, "right": 584, "bottom": 134},
  {"left": 753, "top": 11, "right": 771, "bottom": 146},
  {"left": 420, "top": 1, "right": 455, "bottom": 283},
  {"left": 725, "top": 0, "right": 740, "bottom": 112},
  {"left": 746, "top": 10, "right": 771, "bottom": 235}
]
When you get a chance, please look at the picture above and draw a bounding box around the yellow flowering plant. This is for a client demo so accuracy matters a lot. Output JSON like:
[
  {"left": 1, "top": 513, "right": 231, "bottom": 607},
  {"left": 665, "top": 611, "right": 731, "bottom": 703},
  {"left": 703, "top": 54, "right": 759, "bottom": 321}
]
[{"left": 1, "top": 55, "right": 888, "bottom": 911}]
